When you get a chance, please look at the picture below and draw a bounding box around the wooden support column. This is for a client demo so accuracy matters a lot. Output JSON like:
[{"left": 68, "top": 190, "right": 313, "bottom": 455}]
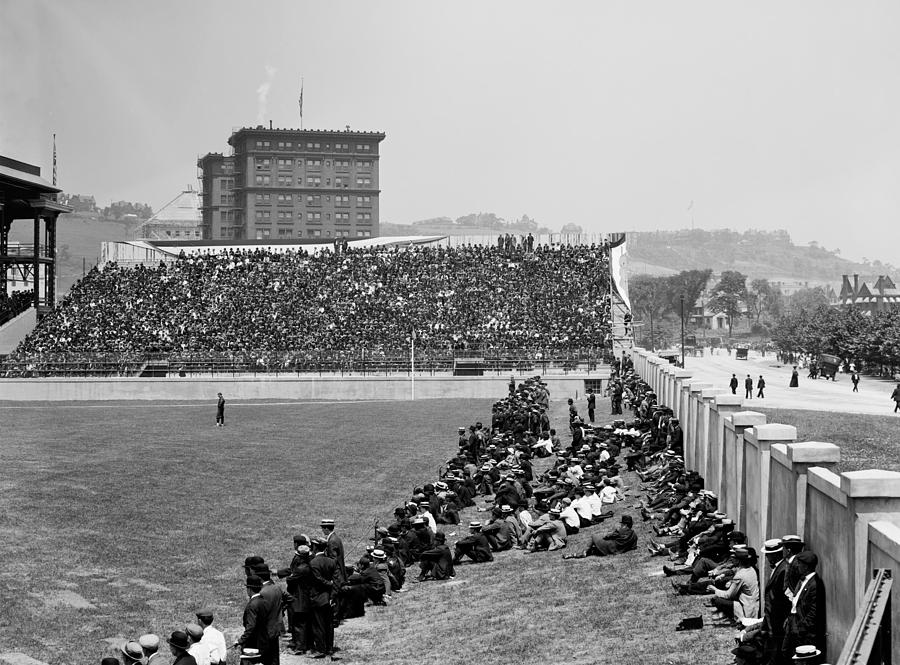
[
  {"left": 46, "top": 216, "right": 56, "bottom": 306},
  {"left": 32, "top": 215, "right": 40, "bottom": 310}
]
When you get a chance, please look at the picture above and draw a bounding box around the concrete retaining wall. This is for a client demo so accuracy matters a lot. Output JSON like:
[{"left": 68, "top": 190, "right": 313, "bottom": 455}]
[
  {"left": 630, "top": 346, "right": 900, "bottom": 663},
  {"left": 0, "top": 373, "right": 599, "bottom": 402}
]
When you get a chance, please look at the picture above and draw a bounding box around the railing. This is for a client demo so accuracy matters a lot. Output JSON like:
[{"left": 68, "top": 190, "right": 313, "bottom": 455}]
[
  {"left": 835, "top": 569, "right": 892, "bottom": 665},
  {"left": 0, "top": 348, "right": 614, "bottom": 378}
]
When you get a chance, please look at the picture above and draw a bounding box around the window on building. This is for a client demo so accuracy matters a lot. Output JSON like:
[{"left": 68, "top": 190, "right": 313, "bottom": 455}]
[
  {"left": 309, "top": 212, "right": 322, "bottom": 221},
  {"left": 255, "top": 229, "right": 272, "bottom": 239},
  {"left": 255, "top": 210, "right": 271, "bottom": 221},
  {"left": 220, "top": 227, "right": 229, "bottom": 238},
  {"left": 277, "top": 193, "right": 293, "bottom": 204},
  {"left": 278, "top": 228, "right": 293, "bottom": 238},
  {"left": 308, "top": 176, "right": 321, "bottom": 187},
  {"left": 256, "top": 158, "right": 272, "bottom": 170},
  {"left": 356, "top": 196, "right": 372, "bottom": 207},
  {"left": 277, "top": 141, "right": 293, "bottom": 149},
  {"left": 335, "top": 159, "right": 350, "bottom": 170},
  {"left": 335, "top": 212, "right": 350, "bottom": 223},
  {"left": 255, "top": 140, "right": 271, "bottom": 148},
  {"left": 356, "top": 230, "right": 372, "bottom": 237},
  {"left": 277, "top": 158, "right": 293, "bottom": 168},
  {"left": 356, "top": 212, "right": 372, "bottom": 222},
  {"left": 306, "top": 142, "right": 321, "bottom": 149},
  {"left": 357, "top": 160, "right": 372, "bottom": 169},
  {"left": 355, "top": 144, "right": 371, "bottom": 151},
  {"left": 256, "top": 193, "right": 271, "bottom": 203},
  {"left": 356, "top": 177, "right": 372, "bottom": 187},
  {"left": 306, "top": 195, "right": 322, "bottom": 206},
  {"left": 278, "top": 211, "right": 292, "bottom": 221},
  {"left": 307, "top": 159, "right": 322, "bottom": 168},
  {"left": 222, "top": 162, "right": 234, "bottom": 174},
  {"left": 277, "top": 175, "right": 293, "bottom": 187},
  {"left": 308, "top": 229, "right": 322, "bottom": 238},
  {"left": 255, "top": 175, "right": 271, "bottom": 186},
  {"left": 335, "top": 195, "right": 350, "bottom": 207}
]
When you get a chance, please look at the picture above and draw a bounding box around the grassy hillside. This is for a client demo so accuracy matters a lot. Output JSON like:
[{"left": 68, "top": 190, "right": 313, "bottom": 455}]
[
  {"left": 8, "top": 212, "right": 132, "bottom": 294},
  {"left": 627, "top": 228, "right": 894, "bottom": 281}
]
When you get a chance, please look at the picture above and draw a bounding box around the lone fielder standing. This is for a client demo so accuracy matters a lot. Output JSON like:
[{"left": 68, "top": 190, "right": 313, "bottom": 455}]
[{"left": 216, "top": 392, "right": 225, "bottom": 427}]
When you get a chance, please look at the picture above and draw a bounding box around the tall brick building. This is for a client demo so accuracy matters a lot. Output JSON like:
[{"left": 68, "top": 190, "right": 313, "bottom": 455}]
[{"left": 198, "top": 126, "right": 385, "bottom": 240}]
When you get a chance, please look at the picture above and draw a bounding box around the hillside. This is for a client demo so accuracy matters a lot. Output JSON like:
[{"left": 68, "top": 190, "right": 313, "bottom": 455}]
[
  {"left": 627, "top": 229, "right": 894, "bottom": 281},
  {"left": 8, "top": 212, "right": 132, "bottom": 294}
]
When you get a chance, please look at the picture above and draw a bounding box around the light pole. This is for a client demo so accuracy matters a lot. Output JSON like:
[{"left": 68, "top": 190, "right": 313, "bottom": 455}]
[
  {"left": 680, "top": 294, "right": 686, "bottom": 368},
  {"left": 648, "top": 309, "right": 654, "bottom": 352}
]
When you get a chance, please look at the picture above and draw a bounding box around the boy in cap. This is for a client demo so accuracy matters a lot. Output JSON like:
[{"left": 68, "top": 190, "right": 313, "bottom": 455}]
[
  {"left": 139, "top": 635, "right": 166, "bottom": 665},
  {"left": 185, "top": 624, "right": 211, "bottom": 665},
  {"left": 195, "top": 610, "right": 227, "bottom": 665}
]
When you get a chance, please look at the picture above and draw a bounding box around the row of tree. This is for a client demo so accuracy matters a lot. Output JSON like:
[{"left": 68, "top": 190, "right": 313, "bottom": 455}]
[{"left": 771, "top": 305, "right": 900, "bottom": 371}]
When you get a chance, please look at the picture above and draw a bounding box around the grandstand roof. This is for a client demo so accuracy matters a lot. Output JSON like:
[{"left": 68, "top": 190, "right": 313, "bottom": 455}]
[{"left": 102, "top": 236, "right": 449, "bottom": 265}]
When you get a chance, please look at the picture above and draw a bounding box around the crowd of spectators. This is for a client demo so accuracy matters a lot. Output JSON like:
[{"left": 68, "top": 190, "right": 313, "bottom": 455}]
[
  {"left": 0, "top": 289, "right": 33, "bottom": 324},
  {"left": 13, "top": 243, "right": 612, "bottom": 361}
]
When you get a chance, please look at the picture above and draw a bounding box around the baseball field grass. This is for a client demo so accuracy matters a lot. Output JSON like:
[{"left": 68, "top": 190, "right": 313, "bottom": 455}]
[
  {"left": 0, "top": 397, "right": 734, "bottom": 665},
  {"left": 755, "top": 407, "right": 900, "bottom": 473}
]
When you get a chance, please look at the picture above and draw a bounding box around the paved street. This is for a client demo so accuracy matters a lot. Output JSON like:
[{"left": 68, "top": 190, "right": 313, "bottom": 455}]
[{"left": 673, "top": 349, "right": 900, "bottom": 416}]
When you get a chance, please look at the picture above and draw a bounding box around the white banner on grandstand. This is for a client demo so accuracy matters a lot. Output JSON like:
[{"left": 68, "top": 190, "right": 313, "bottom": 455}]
[{"left": 608, "top": 234, "right": 631, "bottom": 310}]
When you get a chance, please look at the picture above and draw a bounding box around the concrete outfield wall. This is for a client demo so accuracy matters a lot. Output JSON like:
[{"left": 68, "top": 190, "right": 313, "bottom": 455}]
[
  {"left": 0, "top": 374, "right": 596, "bottom": 402},
  {"left": 801, "top": 469, "right": 853, "bottom": 660},
  {"left": 768, "top": 446, "right": 797, "bottom": 540},
  {"left": 629, "top": 345, "right": 900, "bottom": 661}
]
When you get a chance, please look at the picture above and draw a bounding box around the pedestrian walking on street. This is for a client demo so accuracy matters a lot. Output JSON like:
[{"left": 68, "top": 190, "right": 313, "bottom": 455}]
[
  {"left": 744, "top": 374, "right": 753, "bottom": 399},
  {"left": 892, "top": 384, "right": 900, "bottom": 413},
  {"left": 789, "top": 366, "right": 799, "bottom": 388},
  {"left": 851, "top": 372, "right": 860, "bottom": 392},
  {"left": 730, "top": 374, "right": 739, "bottom": 395},
  {"left": 757, "top": 375, "right": 765, "bottom": 399}
]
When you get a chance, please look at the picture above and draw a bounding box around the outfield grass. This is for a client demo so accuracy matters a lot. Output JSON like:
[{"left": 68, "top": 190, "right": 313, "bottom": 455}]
[
  {"left": 0, "top": 397, "right": 736, "bottom": 665},
  {"left": 756, "top": 408, "right": 900, "bottom": 473}
]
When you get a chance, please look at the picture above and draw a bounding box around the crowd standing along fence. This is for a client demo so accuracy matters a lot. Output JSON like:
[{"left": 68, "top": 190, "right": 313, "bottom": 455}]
[
  {"left": 0, "top": 348, "right": 614, "bottom": 379},
  {"left": 631, "top": 347, "right": 900, "bottom": 664}
]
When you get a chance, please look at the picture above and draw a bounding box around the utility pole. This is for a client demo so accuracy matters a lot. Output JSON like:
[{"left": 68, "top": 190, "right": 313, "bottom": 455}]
[{"left": 680, "top": 294, "right": 686, "bottom": 368}]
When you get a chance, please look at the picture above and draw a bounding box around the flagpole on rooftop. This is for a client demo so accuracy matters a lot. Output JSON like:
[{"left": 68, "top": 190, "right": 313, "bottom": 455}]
[{"left": 299, "top": 77, "right": 304, "bottom": 130}]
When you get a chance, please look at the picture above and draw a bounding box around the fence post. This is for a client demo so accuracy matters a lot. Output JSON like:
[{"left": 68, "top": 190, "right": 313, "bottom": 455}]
[{"left": 722, "top": 411, "right": 767, "bottom": 527}]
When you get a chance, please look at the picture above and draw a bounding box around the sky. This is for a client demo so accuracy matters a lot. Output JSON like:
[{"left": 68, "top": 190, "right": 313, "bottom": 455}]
[{"left": 2, "top": 0, "right": 899, "bottom": 264}]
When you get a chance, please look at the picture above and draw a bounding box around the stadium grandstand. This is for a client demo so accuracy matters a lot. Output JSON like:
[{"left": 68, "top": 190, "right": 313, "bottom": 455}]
[{"left": 2, "top": 235, "right": 633, "bottom": 377}]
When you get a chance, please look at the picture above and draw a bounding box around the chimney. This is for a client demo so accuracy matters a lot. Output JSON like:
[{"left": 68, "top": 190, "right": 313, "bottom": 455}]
[
  {"left": 269, "top": 120, "right": 273, "bottom": 130},
  {"left": 853, "top": 274, "right": 859, "bottom": 296}
]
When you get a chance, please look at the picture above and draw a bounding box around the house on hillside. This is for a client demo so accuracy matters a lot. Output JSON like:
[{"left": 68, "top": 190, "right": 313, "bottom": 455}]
[{"left": 838, "top": 274, "right": 900, "bottom": 314}]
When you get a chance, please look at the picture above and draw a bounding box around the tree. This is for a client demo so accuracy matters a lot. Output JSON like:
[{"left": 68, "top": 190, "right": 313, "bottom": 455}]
[
  {"left": 665, "top": 269, "right": 713, "bottom": 315},
  {"left": 560, "top": 223, "right": 583, "bottom": 234},
  {"left": 629, "top": 274, "right": 671, "bottom": 349},
  {"left": 707, "top": 270, "right": 747, "bottom": 337},
  {"left": 746, "top": 278, "right": 783, "bottom": 323},
  {"left": 786, "top": 287, "right": 830, "bottom": 315}
]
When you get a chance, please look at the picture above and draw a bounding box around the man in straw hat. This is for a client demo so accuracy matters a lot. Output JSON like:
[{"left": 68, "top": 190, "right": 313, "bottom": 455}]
[{"left": 782, "top": 551, "right": 827, "bottom": 663}]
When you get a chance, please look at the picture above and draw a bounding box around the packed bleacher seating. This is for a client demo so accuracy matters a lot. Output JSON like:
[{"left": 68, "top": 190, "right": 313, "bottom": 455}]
[
  {"left": 0, "top": 289, "right": 33, "bottom": 325},
  {"left": 12, "top": 243, "right": 612, "bottom": 360}
]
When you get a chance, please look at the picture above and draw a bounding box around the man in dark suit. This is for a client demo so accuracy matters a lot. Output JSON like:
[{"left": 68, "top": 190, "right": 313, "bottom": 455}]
[
  {"left": 745, "top": 375, "right": 754, "bottom": 399},
  {"left": 167, "top": 632, "right": 197, "bottom": 665},
  {"left": 452, "top": 521, "right": 493, "bottom": 564},
  {"left": 251, "top": 565, "right": 283, "bottom": 665},
  {"left": 782, "top": 551, "right": 827, "bottom": 662},
  {"left": 730, "top": 374, "right": 739, "bottom": 394},
  {"left": 321, "top": 519, "right": 347, "bottom": 584},
  {"left": 280, "top": 540, "right": 312, "bottom": 655},
  {"left": 236, "top": 576, "right": 267, "bottom": 654},
  {"left": 308, "top": 537, "right": 339, "bottom": 659},
  {"left": 418, "top": 532, "right": 455, "bottom": 581},
  {"left": 762, "top": 539, "right": 789, "bottom": 664},
  {"left": 215, "top": 393, "right": 225, "bottom": 426}
]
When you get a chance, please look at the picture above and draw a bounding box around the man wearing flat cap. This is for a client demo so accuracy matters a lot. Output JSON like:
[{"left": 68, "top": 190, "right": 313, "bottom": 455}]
[
  {"left": 185, "top": 624, "right": 211, "bottom": 665},
  {"left": 140, "top": 634, "right": 167, "bottom": 665},
  {"left": 320, "top": 519, "right": 347, "bottom": 584},
  {"left": 194, "top": 611, "right": 227, "bottom": 665},
  {"left": 782, "top": 551, "right": 826, "bottom": 663},
  {"left": 167, "top": 631, "right": 197, "bottom": 665}
]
